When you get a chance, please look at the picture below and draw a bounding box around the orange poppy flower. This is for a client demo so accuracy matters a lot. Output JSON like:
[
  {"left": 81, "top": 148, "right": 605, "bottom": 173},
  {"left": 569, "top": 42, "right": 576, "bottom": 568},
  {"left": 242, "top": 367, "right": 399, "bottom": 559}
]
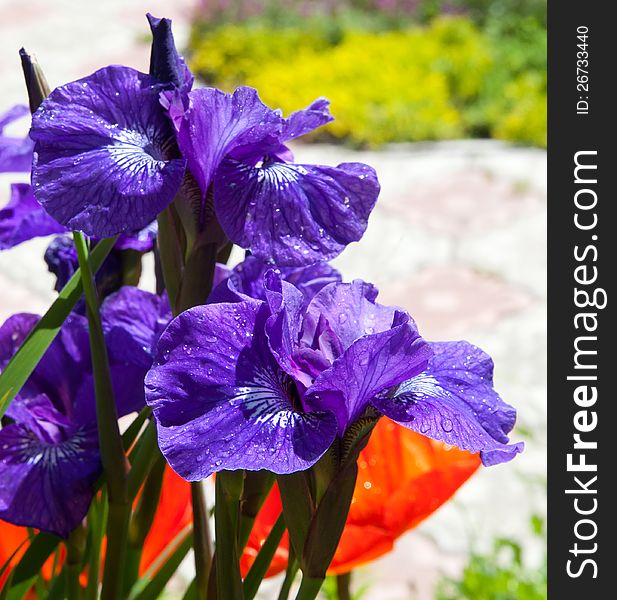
[
  {"left": 241, "top": 419, "right": 481, "bottom": 577},
  {"left": 0, "top": 465, "right": 191, "bottom": 590}
]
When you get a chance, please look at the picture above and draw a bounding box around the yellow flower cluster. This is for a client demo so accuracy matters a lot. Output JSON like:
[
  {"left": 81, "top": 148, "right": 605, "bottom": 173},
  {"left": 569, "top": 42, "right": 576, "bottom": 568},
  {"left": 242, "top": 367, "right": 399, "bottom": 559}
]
[{"left": 189, "top": 17, "right": 546, "bottom": 147}]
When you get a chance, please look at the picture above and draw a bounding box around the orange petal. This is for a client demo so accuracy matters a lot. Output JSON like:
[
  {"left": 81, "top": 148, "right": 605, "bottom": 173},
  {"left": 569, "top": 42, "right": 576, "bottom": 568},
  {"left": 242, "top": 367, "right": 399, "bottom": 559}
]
[{"left": 139, "top": 465, "right": 193, "bottom": 574}]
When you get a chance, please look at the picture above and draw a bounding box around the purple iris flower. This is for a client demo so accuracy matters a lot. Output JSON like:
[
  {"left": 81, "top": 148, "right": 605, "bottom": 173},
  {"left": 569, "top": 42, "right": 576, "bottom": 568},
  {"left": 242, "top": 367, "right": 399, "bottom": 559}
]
[
  {"left": 28, "top": 14, "right": 378, "bottom": 266},
  {"left": 170, "top": 88, "right": 380, "bottom": 265},
  {"left": 0, "top": 287, "right": 170, "bottom": 537},
  {"left": 145, "top": 272, "right": 522, "bottom": 482},
  {"left": 29, "top": 66, "right": 187, "bottom": 238},
  {"left": 27, "top": 14, "right": 192, "bottom": 240},
  {"left": 0, "top": 105, "right": 34, "bottom": 173}
]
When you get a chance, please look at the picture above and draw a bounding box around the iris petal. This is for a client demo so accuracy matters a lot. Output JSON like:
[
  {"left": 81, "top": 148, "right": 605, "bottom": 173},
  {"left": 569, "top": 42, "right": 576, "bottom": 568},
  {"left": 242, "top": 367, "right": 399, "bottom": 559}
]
[
  {"left": 372, "top": 341, "right": 524, "bottom": 466},
  {"left": 214, "top": 159, "right": 379, "bottom": 266},
  {"left": 0, "top": 183, "right": 65, "bottom": 250},
  {"left": 306, "top": 314, "right": 432, "bottom": 432},
  {"left": 174, "top": 86, "right": 281, "bottom": 202},
  {"left": 0, "top": 423, "right": 100, "bottom": 538},
  {"left": 31, "top": 66, "right": 186, "bottom": 237},
  {"left": 145, "top": 299, "right": 337, "bottom": 480},
  {"left": 0, "top": 105, "right": 34, "bottom": 173}
]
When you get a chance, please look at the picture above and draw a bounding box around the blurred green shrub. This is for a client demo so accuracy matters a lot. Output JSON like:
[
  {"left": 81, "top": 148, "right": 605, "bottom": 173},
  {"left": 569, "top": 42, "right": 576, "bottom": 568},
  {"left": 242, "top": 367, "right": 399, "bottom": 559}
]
[
  {"left": 188, "top": 9, "right": 546, "bottom": 147},
  {"left": 436, "top": 515, "right": 547, "bottom": 600}
]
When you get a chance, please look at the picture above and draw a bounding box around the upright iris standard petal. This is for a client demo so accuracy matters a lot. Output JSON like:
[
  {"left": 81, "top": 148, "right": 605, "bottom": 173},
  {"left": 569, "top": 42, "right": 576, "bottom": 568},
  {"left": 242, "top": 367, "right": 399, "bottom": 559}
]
[
  {"left": 0, "top": 184, "right": 66, "bottom": 250},
  {"left": 281, "top": 98, "right": 333, "bottom": 142},
  {"left": 174, "top": 87, "right": 281, "bottom": 202},
  {"left": 372, "top": 341, "right": 524, "bottom": 466},
  {"left": 214, "top": 160, "right": 379, "bottom": 265},
  {"left": 145, "top": 300, "right": 338, "bottom": 480},
  {"left": 306, "top": 311, "right": 432, "bottom": 433},
  {"left": 31, "top": 66, "right": 186, "bottom": 237},
  {"left": 0, "top": 105, "right": 34, "bottom": 173}
]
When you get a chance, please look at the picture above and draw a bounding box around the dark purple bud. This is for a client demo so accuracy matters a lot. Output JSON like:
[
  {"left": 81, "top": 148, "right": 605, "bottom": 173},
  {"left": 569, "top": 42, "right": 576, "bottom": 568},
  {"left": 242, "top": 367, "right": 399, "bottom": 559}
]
[{"left": 19, "top": 48, "right": 50, "bottom": 113}]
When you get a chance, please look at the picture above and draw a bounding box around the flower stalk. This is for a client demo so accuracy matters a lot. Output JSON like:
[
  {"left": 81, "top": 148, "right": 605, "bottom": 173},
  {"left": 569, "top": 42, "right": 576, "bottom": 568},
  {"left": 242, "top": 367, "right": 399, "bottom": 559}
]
[{"left": 73, "top": 231, "right": 130, "bottom": 599}]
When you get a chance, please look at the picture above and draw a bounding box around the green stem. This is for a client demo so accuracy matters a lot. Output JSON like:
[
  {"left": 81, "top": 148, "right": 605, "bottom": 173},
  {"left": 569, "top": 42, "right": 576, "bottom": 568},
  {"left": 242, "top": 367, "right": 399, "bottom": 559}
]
[
  {"left": 191, "top": 482, "right": 212, "bottom": 600},
  {"left": 214, "top": 471, "right": 245, "bottom": 600},
  {"left": 294, "top": 576, "right": 323, "bottom": 600},
  {"left": 85, "top": 489, "right": 108, "bottom": 600},
  {"left": 73, "top": 232, "right": 129, "bottom": 600},
  {"left": 277, "top": 555, "right": 299, "bottom": 600},
  {"left": 243, "top": 514, "right": 286, "bottom": 600},
  {"left": 238, "top": 471, "right": 275, "bottom": 552},
  {"left": 336, "top": 573, "right": 352, "bottom": 600},
  {"left": 102, "top": 500, "right": 131, "bottom": 599},
  {"left": 127, "top": 420, "right": 159, "bottom": 500},
  {"left": 66, "top": 525, "right": 86, "bottom": 600}
]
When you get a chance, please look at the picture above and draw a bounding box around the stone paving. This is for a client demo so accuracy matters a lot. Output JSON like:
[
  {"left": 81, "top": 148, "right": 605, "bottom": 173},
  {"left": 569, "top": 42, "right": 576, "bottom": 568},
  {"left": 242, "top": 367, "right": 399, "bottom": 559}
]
[{"left": 0, "top": 2, "right": 546, "bottom": 598}]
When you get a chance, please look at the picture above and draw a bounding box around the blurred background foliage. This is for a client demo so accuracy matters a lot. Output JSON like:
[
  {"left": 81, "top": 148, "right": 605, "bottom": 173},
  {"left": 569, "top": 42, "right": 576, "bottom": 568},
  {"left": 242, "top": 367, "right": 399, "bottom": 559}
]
[
  {"left": 436, "top": 515, "right": 547, "bottom": 600},
  {"left": 188, "top": 0, "right": 546, "bottom": 147}
]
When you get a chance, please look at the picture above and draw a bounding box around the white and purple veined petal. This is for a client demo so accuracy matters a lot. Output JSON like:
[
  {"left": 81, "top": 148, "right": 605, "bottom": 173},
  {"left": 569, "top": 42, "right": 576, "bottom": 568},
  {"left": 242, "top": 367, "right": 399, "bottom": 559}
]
[
  {"left": 372, "top": 341, "right": 524, "bottom": 466},
  {"left": 213, "top": 159, "right": 379, "bottom": 266},
  {"left": 145, "top": 299, "right": 338, "bottom": 480},
  {"left": 0, "top": 420, "right": 101, "bottom": 538},
  {"left": 30, "top": 66, "right": 186, "bottom": 238}
]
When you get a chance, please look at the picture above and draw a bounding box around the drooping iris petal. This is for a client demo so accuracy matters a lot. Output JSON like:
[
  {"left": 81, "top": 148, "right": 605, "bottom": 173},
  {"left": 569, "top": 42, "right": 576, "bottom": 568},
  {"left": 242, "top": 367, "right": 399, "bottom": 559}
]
[
  {"left": 173, "top": 86, "right": 281, "bottom": 202},
  {"left": 31, "top": 65, "right": 186, "bottom": 237},
  {"left": 0, "top": 105, "right": 34, "bottom": 173},
  {"left": 0, "top": 422, "right": 100, "bottom": 537},
  {"left": 0, "top": 183, "right": 66, "bottom": 250},
  {"left": 306, "top": 311, "right": 432, "bottom": 432},
  {"left": 214, "top": 159, "right": 379, "bottom": 266},
  {"left": 145, "top": 299, "right": 338, "bottom": 480},
  {"left": 372, "top": 341, "right": 524, "bottom": 466}
]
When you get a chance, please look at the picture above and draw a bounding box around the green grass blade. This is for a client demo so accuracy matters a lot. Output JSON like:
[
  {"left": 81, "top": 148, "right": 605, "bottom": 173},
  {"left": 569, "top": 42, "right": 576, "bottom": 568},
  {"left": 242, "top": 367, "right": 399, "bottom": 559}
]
[
  {"left": 243, "top": 514, "right": 286, "bottom": 600},
  {"left": 0, "top": 236, "right": 116, "bottom": 418},
  {"left": 129, "top": 528, "right": 193, "bottom": 600},
  {"left": 10, "top": 533, "right": 60, "bottom": 586}
]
